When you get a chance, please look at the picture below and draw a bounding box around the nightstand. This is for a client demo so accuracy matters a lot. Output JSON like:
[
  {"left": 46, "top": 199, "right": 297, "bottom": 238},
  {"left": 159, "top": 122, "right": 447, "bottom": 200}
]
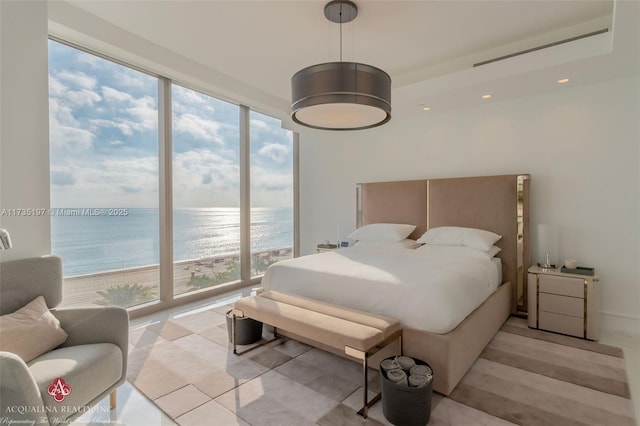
[{"left": 527, "top": 266, "right": 600, "bottom": 340}]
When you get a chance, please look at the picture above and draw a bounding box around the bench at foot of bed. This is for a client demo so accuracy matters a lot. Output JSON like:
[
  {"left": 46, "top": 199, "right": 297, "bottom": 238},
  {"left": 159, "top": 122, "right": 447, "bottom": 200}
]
[{"left": 231, "top": 290, "right": 402, "bottom": 419}]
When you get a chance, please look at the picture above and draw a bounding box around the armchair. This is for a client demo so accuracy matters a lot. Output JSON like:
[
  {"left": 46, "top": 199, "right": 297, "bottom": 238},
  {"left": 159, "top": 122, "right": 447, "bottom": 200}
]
[{"left": 0, "top": 256, "right": 128, "bottom": 425}]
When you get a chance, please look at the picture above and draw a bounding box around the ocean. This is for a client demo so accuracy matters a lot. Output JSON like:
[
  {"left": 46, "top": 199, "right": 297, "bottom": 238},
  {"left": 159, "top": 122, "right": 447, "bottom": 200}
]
[{"left": 51, "top": 207, "right": 293, "bottom": 276}]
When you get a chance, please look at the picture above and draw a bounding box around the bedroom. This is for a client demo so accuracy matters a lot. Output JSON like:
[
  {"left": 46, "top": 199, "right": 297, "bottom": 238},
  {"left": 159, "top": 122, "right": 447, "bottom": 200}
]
[{"left": 1, "top": 0, "right": 638, "bottom": 425}]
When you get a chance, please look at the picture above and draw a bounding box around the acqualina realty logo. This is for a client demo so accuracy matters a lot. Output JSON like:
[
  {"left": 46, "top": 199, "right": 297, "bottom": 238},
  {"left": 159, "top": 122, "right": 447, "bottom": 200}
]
[{"left": 47, "top": 378, "right": 72, "bottom": 402}]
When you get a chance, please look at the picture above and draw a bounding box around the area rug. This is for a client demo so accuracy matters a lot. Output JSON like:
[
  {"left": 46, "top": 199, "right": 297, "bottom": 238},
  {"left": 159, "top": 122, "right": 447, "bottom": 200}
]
[{"left": 127, "top": 307, "right": 636, "bottom": 426}]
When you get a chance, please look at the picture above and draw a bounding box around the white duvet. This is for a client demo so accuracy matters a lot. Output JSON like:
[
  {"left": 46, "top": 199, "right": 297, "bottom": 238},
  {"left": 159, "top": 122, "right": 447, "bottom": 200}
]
[{"left": 261, "top": 244, "right": 501, "bottom": 334}]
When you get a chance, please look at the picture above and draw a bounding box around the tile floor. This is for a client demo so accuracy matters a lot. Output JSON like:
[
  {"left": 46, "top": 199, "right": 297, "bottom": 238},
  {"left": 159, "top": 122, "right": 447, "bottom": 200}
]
[{"left": 72, "top": 287, "right": 640, "bottom": 426}]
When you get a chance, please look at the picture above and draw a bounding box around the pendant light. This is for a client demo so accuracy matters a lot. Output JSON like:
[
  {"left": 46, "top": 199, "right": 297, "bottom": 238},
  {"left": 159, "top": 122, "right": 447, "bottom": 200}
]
[{"left": 291, "top": 0, "right": 391, "bottom": 131}]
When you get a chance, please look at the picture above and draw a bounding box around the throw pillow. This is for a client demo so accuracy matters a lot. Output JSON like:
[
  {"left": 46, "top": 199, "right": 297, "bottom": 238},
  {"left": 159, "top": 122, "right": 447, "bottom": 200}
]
[{"left": 0, "top": 296, "right": 68, "bottom": 362}]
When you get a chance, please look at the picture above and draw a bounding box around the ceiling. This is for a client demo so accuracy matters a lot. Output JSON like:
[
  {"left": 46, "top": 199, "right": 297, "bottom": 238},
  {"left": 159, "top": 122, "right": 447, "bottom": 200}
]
[{"left": 49, "top": 0, "right": 638, "bottom": 122}]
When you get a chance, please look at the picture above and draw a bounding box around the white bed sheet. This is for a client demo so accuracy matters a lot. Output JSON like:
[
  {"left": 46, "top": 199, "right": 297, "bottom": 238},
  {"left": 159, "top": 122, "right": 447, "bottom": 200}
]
[{"left": 261, "top": 245, "right": 502, "bottom": 334}]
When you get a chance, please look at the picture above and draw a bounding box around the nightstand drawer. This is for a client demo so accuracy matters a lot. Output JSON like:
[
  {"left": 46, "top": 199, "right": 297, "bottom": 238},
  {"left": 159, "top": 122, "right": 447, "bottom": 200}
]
[
  {"left": 539, "top": 274, "right": 583, "bottom": 298},
  {"left": 539, "top": 293, "right": 583, "bottom": 318},
  {"left": 539, "top": 311, "right": 583, "bottom": 338}
]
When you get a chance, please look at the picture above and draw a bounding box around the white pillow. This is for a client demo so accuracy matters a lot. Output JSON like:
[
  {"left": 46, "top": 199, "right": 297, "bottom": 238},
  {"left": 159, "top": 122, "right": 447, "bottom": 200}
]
[
  {"left": 464, "top": 229, "right": 503, "bottom": 251},
  {"left": 352, "top": 239, "right": 420, "bottom": 250},
  {"left": 347, "top": 223, "right": 416, "bottom": 242},
  {"left": 414, "top": 244, "right": 500, "bottom": 260},
  {"left": 417, "top": 226, "right": 502, "bottom": 251},
  {"left": 417, "top": 226, "right": 465, "bottom": 246},
  {"left": 486, "top": 245, "right": 502, "bottom": 258}
]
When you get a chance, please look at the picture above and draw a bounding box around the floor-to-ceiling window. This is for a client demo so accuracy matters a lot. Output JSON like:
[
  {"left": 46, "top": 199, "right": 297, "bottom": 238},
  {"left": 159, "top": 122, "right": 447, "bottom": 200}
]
[
  {"left": 249, "top": 111, "right": 293, "bottom": 277},
  {"left": 48, "top": 39, "right": 160, "bottom": 308},
  {"left": 172, "top": 84, "right": 241, "bottom": 295},
  {"left": 48, "top": 39, "right": 296, "bottom": 311}
]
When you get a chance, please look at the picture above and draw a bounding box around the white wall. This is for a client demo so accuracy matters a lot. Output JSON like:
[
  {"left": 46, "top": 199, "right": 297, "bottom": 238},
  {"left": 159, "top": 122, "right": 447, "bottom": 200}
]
[
  {"left": 0, "top": 1, "right": 51, "bottom": 261},
  {"left": 0, "top": 1, "right": 636, "bottom": 331},
  {"left": 299, "top": 76, "right": 640, "bottom": 331}
]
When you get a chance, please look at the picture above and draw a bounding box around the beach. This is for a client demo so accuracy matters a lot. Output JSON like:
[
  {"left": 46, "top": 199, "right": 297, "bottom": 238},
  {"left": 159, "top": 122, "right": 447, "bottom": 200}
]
[{"left": 60, "top": 248, "right": 292, "bottom": 308}]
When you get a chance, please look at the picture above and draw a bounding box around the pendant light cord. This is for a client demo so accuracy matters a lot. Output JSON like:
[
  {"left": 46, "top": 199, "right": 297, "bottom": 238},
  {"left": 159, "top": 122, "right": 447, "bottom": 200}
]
[{"left": 339, "top": 2, "right": 343, "bottom": 62}]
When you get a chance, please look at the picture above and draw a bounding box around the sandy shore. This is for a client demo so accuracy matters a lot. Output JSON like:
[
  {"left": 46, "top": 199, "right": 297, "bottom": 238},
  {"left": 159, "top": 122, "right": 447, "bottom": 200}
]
[{"left": 60, "top": 248, "right": 292, "bottom": 308}]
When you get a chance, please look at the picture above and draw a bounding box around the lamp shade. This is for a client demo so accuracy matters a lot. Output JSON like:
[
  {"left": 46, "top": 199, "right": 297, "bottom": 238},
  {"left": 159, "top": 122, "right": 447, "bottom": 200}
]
[
  {"left": 291, "top": 62, "right": 391, "bottom": 131},
  {"left": 536, "top": 224, "right": 558, "bottom": 268}
]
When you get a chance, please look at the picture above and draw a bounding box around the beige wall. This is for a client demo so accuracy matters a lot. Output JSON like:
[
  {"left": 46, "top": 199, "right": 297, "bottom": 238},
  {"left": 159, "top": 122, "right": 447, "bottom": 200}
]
[
  {"left": 0, "top": 1, "right": 51, "bottom": 261},
  {"left": 298, "top": 75, "right": 640, "bottom": 332}
]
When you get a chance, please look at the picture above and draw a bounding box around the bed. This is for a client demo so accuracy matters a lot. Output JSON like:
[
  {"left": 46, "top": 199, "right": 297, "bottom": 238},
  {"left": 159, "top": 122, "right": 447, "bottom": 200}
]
[
  {"left": 262, "top": 244, "right": 503, "bottom": 334},
  {"left": 263, "top": 174, "right": 530, "bottom": 395}
]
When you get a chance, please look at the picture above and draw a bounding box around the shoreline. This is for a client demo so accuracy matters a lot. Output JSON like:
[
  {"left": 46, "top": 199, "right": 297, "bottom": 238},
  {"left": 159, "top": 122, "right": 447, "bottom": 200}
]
[
  {"left": 62, "top": 248, "right": 293, "bottom": 280},
  {"left": 60, "top": 247, "right": 292, "bottom": 308}
]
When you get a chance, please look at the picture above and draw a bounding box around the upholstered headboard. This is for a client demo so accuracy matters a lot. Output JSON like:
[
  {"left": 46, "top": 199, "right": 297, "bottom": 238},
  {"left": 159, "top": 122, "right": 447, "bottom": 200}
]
[{"left": 357, "top": 174, "right": 530, "bottom": 314}]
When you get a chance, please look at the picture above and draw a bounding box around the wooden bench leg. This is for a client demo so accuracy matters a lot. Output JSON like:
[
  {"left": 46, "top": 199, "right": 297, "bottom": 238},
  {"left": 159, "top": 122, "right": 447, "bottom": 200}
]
[{"left": 109, "top": 390, "right": 116, "bottom": 410}]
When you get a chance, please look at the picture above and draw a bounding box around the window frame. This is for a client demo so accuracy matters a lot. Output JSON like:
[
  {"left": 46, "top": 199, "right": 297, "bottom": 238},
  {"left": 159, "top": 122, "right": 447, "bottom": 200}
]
[{"left": 47, "top": 36, "right": 299, "bottom": 319}]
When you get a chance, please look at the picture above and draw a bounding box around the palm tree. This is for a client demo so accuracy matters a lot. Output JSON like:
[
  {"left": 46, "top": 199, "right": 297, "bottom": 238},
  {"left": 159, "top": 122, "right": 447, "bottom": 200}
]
[{"left": 96, "top": 284, "right": 155, "bottom": 307}]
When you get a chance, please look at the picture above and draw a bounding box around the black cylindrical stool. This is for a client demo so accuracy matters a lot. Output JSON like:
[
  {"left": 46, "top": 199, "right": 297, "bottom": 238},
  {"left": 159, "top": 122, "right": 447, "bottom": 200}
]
[
  {"left": 380, "top": 356, "right": 433, "bottom": 426},
  {"left": 226, "top": 310, "right": 263, "bottom": 345}
]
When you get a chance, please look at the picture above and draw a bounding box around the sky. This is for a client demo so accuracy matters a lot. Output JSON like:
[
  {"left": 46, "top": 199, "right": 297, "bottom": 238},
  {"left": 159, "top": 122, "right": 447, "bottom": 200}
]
[{"left": 48, "top": 40, "right": 293, "bottom": 209}]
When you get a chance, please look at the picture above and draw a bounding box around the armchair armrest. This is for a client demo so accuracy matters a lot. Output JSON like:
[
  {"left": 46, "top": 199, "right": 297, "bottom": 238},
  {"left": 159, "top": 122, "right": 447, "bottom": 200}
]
[
  {"left": 0, "top": 351, "right": 48, "bottom": 424},
  {"left": 52, "top": 307, "right": 129, "bottom": 381}
]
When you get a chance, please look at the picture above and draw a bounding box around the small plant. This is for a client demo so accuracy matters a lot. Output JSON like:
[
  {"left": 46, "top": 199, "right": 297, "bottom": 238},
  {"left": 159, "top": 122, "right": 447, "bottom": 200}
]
[
  {"left": 186, "top": 260, "right": 240, "bottom": 290},
  {"left": 186, "top": 274, "right": 218, "bottom": 289},
  {"left": 252, "top": 255, "right": 276, "bottom": 275},
  {"left": 96, "top": 283, "right": 155, "bottom": 308}
]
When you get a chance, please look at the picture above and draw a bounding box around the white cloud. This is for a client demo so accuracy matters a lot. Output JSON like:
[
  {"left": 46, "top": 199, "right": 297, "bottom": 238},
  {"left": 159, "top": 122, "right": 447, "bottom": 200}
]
[
  {"left": 258, "top": 143, "right": 289, "bottom": 163},
  {"left": 49, "top": 99, "right": 94, "bottom": 150},
  {"left": 50, "top": 156, "right": 159, "bottom": 207},
  {"left": 49, "top": 76, "right": 66, "bottom": 97},
  {"left": 113, "top": 69, "right": 149, "bottom": 89},
  {"left": 102, "top": 157, "right": 158, "bottom": 177},
  {"left": 57, "top": 71, "right": 97, "bottom": 90},
  {"left": 172, "top": 87, "right": 221, "bottom": 119},
  {"left": 101, "top": 86, "right": 132, "bottom": 103},
  {"left": 50, "top": 74, "right": 101, "bottom": 108},
  {"left": 250, "top": 165, "right": 293, "bottom": 207},
  {"left": 50, "top": 166, "right": 76, "bottom": 186},
  {"left": 90, "top": 118, "right": 135, "bottom": 136},
  {"left": 174, "top": 114, "right": 223, "bottom": 144},
  {"left": 76, "top": 54, "right": 102, "bottom": 68},
  {"left": 172, "top": 150, "right": 240, "bottom": 207},
  {"left": 250, "top": 165, "right": 292, "bottom": 192},
  {"left": 90, "top": 88, "right": 157, "bottom": 135},
  {"left": 66, "top": 89, "right": 102, "bottom": 107},
  {"left": 250, "top": 119, "right": 270, "bottom": 130},
  {"left": 50, "top": 122, "right": 94, "bottom": 150},
  {"left": 127, "top": 95, "right": 157, "bottom": 131}
]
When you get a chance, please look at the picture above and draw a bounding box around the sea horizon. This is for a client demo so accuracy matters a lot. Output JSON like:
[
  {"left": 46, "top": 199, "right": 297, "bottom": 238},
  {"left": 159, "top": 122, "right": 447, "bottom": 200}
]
[{"left": 51, "top": 206, "right": 293, "bottom": 277}]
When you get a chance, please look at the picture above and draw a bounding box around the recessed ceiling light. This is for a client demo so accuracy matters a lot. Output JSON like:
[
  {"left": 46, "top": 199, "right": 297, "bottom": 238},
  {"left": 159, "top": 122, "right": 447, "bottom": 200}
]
[
  {"left": 423, "top": 106, "right": 431, "bottom": 111},
  {"left": 558, "top": 78, "right": 570, "bottom": 84},
  {"left": 482, "top": 94, "right": 492, "bottom": 99}
]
